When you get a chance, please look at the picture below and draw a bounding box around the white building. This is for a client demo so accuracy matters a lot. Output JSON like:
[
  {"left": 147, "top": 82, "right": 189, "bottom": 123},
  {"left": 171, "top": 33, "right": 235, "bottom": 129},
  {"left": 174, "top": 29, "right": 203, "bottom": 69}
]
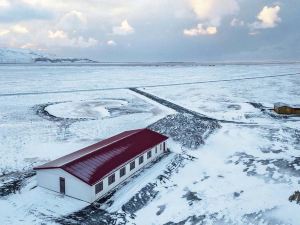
[{"left": 34, "top": 129, "right": 168, "bottom": 203}]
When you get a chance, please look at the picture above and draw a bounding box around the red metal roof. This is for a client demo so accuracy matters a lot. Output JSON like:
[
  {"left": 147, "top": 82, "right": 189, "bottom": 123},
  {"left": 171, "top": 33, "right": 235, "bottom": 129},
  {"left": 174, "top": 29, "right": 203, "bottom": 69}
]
[{"left": 34, "top": 129, "right": 168, "bottom": 185}]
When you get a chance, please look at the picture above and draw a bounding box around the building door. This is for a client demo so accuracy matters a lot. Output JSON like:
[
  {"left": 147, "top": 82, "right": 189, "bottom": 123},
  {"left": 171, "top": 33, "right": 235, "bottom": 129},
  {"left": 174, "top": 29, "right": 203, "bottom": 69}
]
[
  {"left": 59, "top": 177, "right": 65, "bottom": 194},
  {"left": 163, "top": 142, "right": 166, "bottom": 152}
]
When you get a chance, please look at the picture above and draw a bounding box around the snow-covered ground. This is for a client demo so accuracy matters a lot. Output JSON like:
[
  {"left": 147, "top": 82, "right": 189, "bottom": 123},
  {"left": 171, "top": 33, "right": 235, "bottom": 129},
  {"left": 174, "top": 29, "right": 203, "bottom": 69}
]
[{"left": 0, "top": 63, "right": 300, "bottom": 224}]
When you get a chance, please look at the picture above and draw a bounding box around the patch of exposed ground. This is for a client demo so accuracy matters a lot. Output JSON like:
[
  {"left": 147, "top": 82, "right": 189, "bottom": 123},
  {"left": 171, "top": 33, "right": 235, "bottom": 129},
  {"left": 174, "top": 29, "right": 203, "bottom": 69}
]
[
  {"left": 148, "top": 113, "right": 220, "bottom": 149},
  {"left": 164, "top": 215, "right": 207, "bottom": 225},
  {"left": 156, "top": 205, "right": 166, "bottom": 216},
  {"left": 0, "top": 170, "right": 36, "bottom": 197},
  {"left": 228, "top": 152, "right": 300, "bottom": 182},
  {"left": 182, "top": 189, "right": 202, "bottom": 206},
  {"left": 164, "top": 209, "right": 287, "bottom": 225},
  {"left": 242, "top": 209, "right": 287, "bottom": 225},
  {"left": 289, "top": 191, "right": 300, "bottom": 204}
]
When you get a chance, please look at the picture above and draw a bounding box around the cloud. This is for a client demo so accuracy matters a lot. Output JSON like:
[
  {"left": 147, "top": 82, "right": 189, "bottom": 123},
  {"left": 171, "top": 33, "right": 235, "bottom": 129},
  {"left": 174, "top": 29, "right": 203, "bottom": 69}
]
[
  {"left": 0, "top": 0, "right": 297, "bottom": 61},
  {"left": 48, "top": 30, "right": 67, "bottom": 39},
  {"left": 75, "top": 37, "right": 98, "bottom": 48},
  {"left": 187, "top": 0, "right": 239, "bottom": 26},
  {"left": 107, "top": 40, "right": 117, "bottom": 46},
  {"left": 230, "top": 18, "right": 244, "bottom": 27},
  {"left": 20, "top": 42, "right": 41, "bottom": 50},
  {"left": 249, "top": 31, "right": 259, "bottom": 36},
  {"left": 184, "top": 24, "right": 217, "bottom": 36},
  {"left": 251, "top": 5, "right": 281, "bottom": 29},
  {"left": 112, "top": 20, "right": 134, "bottom": 35},
  {"left": 0, "top": 28, "right": 9, "bottom": 36},
  {"left": 11, "top": 24, "right": 29, "bottom": 34},
  {"left": 47, "top": 29, "right": 98, "bottom": 48},
  {"left": 0, "top": 0, "right": 9, "bottom": 8},
  {"left": 0, "top": 0, "right": 53, "bottom": 22},
  {"left": 56, "top": 36, "right": 98, "bottom": 48},
  {"left": 0, "top": 24, "right": 29, "bottom": 36},
  {"left": 58, "top": 10, "right": 87, "bottom": 31}
]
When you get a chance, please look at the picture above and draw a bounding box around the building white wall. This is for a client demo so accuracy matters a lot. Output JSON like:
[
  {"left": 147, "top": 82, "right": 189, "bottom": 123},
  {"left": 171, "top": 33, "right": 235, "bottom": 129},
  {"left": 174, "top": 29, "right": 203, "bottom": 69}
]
[
  {"left": 36, "top": 168, "right": 93, "bottom": 203},
  {"left": 36, "top": 141, "right": 167, "bottom": 203},
  {"left": 92, "top": 141, "right": 167, "bottom": 202}
]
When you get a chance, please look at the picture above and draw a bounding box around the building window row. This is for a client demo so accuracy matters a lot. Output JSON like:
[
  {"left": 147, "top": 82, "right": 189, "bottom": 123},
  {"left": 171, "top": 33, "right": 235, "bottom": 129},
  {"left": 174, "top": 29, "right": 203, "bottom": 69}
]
[
  {"left": 130, "top": 161, "right": 135, "bottom": 170},
  {"left": 120, "top": 167, "right": 126, "bottom": 177},
  {"left": 95, "top": 181, "right": 103, "bottom": 194},
  {"left": 139, "top": 155, "right": 144, "bottom": 164},
  {"left": 95, "top": 146, "right": 161, "bottom": 194},
  {"left": 108, "top": 173, "right": 115, "bottom": 185},
  {"left": 147, "top": 150, "right": 152, "bottom": 159}
]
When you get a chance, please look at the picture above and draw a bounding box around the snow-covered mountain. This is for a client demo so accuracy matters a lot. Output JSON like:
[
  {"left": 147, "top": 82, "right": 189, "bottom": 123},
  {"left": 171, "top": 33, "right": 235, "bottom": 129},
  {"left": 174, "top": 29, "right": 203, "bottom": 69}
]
[
  {"left": 0, "top": 48, "right": 97, "bottom": 63},
  {"left": 0, "top": 48, "right": 47, "bottom": 63}
]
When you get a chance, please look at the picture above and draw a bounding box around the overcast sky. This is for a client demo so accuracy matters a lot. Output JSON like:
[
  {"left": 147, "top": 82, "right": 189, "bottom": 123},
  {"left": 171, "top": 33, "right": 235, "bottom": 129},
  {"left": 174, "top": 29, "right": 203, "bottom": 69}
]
[{"left": 0, "top": 0, "right": 299, "bottom": 61}]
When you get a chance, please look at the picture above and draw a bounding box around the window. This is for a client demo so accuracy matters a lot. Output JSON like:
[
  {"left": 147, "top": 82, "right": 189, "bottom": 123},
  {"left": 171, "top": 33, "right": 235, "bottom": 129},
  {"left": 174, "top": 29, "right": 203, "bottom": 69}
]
[
  {"left": 95, "top": 181, "right": 103, "bottom": 194},
  {"left": 155, "top": 146, "right": 157, "bottom": 154},
  {"left": 59, "top": 177, "right": 65, "bottom": 194},
  {"left": 130, "top": 161, "right": 135, "bottom": 170},
  {"left": 108, "top": 173, "right": 115, "bottom": 185},
  {"left": 120, "top": 167, "right": 126, "bottom": 177},
  {"left": 147, "top": 150, "right": 152, "bottom": 159},
  {"left": 139, "top": 156, "right": 144, "bottom": 164}
]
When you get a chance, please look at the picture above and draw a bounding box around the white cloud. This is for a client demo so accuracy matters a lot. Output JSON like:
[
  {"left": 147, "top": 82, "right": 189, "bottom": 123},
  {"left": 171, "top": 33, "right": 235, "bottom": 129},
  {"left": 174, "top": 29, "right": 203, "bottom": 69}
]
[
  {"left": 48, "top": 30, "right": 67, "bottom": 39},
  {"left": 107, "top": 40, "right": 117, "bottom": 46},
  {"left": 113, "top": 20, "right": 134, "bottom": 35},
  {"left": 11, "top": 24, "right": 29, "bottom": 34},
  {"left": 0, "top": 0, "right": 9, "bottom": 8},
  {"left": 58, "top": 36, "right": 98, "bottom": 48},
  {"left": 230, "top": 18, "right": 244, "bottom": 27},
  {"left": 47, "top": 29, "right": 97, "bottom": 48},
  {"left": 0, "top": 29, "right": 10, "bottom": 36},
  {"left": 184, "top": 24, "right": 217, "bottom": 36},
  {"left": 20, "top": 43, "right": 39, "bottom": 49},
  {"left": 57, "top": 10, "right": 87, "bottom": 32},
  {"left": 249, "top": 31, "right": 259, "bottom": 36},
  {"left": 76, "top": 37, "right": 98, "bottom": 48},
  {"left": 251, "top": 5, "right": 281, "bottom": 29},
  {"left": 188, "top": 0, "right": 239, "bottom": 26},
  {"left": 61, "top": 10, "right": 87, "bottom": 24}
]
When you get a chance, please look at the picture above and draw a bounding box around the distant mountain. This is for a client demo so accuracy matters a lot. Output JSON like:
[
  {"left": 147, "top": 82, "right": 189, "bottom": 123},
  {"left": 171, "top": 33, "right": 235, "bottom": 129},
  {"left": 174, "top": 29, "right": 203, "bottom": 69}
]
[
  {"left": 33, "top": 57, "right": 97, "bottom": 63},
  {"left": 0, "top": 48, "right": 97, "bottom": 63}
]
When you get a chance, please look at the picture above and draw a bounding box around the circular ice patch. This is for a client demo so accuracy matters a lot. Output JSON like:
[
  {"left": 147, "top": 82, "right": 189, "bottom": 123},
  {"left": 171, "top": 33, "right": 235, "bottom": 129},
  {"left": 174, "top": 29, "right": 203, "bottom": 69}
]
[{"left": 45, "top": 99, "right": 128, "bottom": 120}]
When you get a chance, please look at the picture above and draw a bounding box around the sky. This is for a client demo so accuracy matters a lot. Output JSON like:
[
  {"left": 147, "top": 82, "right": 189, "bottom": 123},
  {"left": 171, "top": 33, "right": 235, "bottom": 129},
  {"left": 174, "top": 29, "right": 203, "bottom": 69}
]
[{"left": 0, "top": 0, "right": 299, "bottom": 62}]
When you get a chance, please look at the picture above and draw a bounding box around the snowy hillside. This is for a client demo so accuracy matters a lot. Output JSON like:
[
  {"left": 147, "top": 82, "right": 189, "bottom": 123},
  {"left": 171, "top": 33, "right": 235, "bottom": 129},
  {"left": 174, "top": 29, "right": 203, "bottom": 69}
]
[
  {"left": 0, "top": 48, "right": 97, "bottom": 63},
  {"left": 0, "top": 48, "right": 48, "bottom": 63}
]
